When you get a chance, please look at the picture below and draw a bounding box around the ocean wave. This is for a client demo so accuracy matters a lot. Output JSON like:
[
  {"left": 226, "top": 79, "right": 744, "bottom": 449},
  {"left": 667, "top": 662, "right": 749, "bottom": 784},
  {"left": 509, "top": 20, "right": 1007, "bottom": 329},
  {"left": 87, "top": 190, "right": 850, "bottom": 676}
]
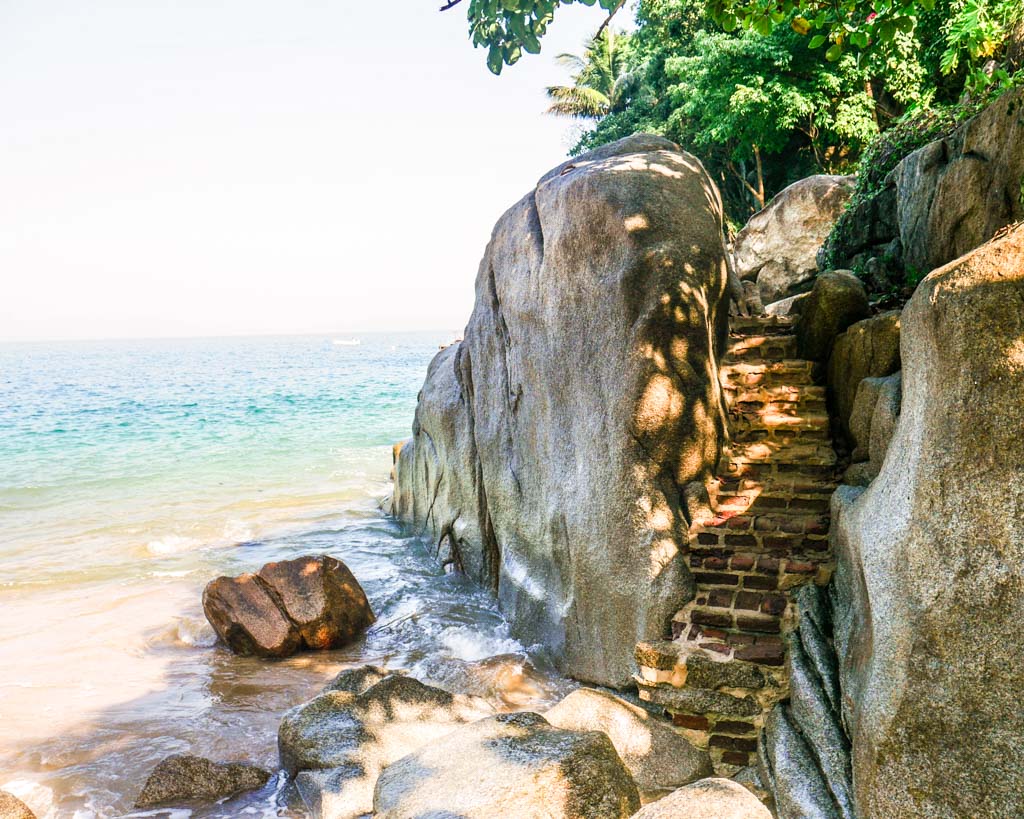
[
  {"left": 1, "top": 779, "right": 55, "bottom": 819},
  {"left": 438, "top": 624, "right": 524, "bottom": 662},
  {"left": 145, "top": 535, "right": 201, "bottom": 556}
]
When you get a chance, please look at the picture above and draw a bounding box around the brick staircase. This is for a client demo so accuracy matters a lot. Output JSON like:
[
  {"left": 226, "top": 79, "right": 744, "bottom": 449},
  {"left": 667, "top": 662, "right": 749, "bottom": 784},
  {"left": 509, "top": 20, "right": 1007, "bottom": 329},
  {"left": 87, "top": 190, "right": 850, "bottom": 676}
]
[{"left": 636, "top": 313, "right": 839, "bottom": 773}]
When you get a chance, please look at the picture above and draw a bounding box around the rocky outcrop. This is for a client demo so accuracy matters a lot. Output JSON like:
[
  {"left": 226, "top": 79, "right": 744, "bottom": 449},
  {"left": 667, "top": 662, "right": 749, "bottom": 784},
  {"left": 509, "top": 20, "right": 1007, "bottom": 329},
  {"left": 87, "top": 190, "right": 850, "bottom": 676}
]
[
  {"left": 134, "top": 755, "right": 271, "bottom": 809},
  {"left": 794, "top": 271, "right": 869, "bottom": 363},
  {"left": 280, "top": 673, "right": 494, "bottom": 817},
  {"left": 732, "top": 175, "right": 854, "bottom": 304},
  {"left": 202, "top": 555, "right": 374, "bottom": 658},
  {"left": 629, "top": 777, "right": 772, "bottom": 819},
  {"left": 0, "top": 792, "right": 35, "bottom": 819},
  {"left": 844, "top": 372, "right": 902, "bottom": 486},
  {"left": 393, "top": 134, "right": 731, "bottom": 687},
  {"left": 545, "top": 687, "right": 713, "bottom": 798},
  {"left": 372, "top": 711, "right": 640, "bottom": 819},
  {"left": 828, "top": 224, "right": 1024, "bottom": 817},
  {"left": 826, "top": 311, "right": 901, "bottom": 440},
  {"left": 821, "top": 86, "right": 1024, "bottom": 283}
]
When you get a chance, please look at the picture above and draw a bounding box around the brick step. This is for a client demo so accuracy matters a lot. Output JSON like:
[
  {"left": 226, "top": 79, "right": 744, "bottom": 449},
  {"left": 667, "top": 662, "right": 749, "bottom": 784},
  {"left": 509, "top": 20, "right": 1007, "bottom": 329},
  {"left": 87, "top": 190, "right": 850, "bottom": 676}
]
[
  {"left": 720, "top": 360, "right": 815, "bottom": 389},
  {"left": 692, "top": 528, "right": 831, "bottom": 557},
  {"left": 710, "top": 491, "right": 832, "bottom": 516},
  {"left": 721, "top": 439, "right": 838, "bottom": 467},
  {"left": 724, "top": 383, "right": 827, "bottom": 407},
  {"left": 726, "top": 334, "right": 798, "bottom": 361},
  {"left": 729, "top": 409, "right": 830, "bottom": 433},
  {"left": 728, "top": 315, "right": 796, "bottom": 336}
]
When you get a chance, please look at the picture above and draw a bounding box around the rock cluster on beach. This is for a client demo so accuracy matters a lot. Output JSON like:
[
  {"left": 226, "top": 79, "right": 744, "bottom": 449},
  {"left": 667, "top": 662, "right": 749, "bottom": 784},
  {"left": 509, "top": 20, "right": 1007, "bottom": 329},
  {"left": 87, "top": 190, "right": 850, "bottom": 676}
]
[
  {"left": 134, "top": 754, "right": 272, "bottom": 809},
  {"left": 202, "top": 554, "right": 374, "bottom": 658}
]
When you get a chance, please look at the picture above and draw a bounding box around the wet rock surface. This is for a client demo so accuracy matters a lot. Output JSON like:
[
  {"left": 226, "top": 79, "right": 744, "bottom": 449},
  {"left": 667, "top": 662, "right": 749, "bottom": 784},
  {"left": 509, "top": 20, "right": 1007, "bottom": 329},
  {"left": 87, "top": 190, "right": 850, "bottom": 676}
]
[
  {"left": 134, "top": 754, "right": 271, "bottom": 809},
  {"left": 202, "top": 555, "right": 374, "bottom": 658},
  {"left": 372, "top": 711, "right": 641, "bottom": 819},
  {"left": 0, "top": 791, "right": 35, "bottom": 819}
]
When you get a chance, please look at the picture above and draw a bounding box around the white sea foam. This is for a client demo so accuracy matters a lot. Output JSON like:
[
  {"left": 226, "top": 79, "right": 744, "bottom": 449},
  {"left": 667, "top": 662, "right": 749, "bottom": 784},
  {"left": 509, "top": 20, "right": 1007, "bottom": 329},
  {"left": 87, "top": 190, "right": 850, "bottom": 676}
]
[
  {"left": 222, "top": 519, "right": 254, "bottom": 543},
  {"left": 439, "top": 625, "right": 523, "bottom": 662},
  {"left": 145, "top": 535, "right": 201, "bottom": 556},
  {"left": 174, "top": 616, "right": 217, "bottom": 648}
]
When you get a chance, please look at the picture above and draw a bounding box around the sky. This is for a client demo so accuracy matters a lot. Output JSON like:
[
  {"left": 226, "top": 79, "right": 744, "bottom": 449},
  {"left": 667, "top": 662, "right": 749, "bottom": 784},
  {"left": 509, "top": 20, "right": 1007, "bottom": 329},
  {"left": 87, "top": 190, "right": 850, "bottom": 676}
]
[{"left": 0, "top": 1, "right": 617, "bottom": 342}]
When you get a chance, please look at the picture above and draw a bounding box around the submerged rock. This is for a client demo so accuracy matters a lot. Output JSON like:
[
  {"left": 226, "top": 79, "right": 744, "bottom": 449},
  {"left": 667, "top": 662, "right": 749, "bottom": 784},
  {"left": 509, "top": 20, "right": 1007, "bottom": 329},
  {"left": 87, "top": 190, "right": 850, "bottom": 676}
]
[
  {"left": 829, "top": 224, "right": 1024, "bottom": 818},
  {"left": 202, "top": 555, "right": 374, "bottom": 658},
  {"left": 0, "top": 792, "right": 35, "bottom": 819},
  {"left": 545, "top": 687, "right": 713, "bottom": 799},
  {"left": 280, "top": 674, "right": 493, "bottom": 817},
  {"left": 372, "top": 711, "right": 640, "bottom": 819},
  {"left": 134, "top": 755, "right": 271, "bottom": 809},
  {"left": 732, "top": 175, "right": 854, "bottom": 304},
  {"left": 394, "top": 134, "right": 732, "bottom": 687},
  {"left": 629, "top": 777, "right": 772, "bottom": 819}
]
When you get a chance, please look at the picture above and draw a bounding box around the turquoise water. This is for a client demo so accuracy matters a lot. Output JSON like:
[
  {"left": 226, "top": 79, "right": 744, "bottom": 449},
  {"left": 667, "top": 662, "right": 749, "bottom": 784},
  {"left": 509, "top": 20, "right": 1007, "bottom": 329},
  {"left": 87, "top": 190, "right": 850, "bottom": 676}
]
[{"left": 0, "top": 334, "right": 570, "bottom": 818}]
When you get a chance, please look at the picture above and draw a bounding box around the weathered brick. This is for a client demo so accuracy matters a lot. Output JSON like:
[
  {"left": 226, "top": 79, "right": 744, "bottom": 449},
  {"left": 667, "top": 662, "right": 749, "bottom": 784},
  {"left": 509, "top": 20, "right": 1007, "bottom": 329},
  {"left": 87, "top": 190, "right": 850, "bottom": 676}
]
[
  {"left": 726, "top": 632, "right": 755, "bottom": 646},
  {"left": 734, "top": 591, "right": 762, "bottom": 611},
  {"left": 701, "top": 641, "right": 731, "bottom": 655},
  {"left": 786, "top": 560, "right": 816, "bottom": 574},
  {"left": 700, "top": 627, "right": 729, "bottom": 641},
  {"left": 672, "top": 713, "right": 709, "bottom": 731},
  {"left": 735, "top": 643, "right": 785, "bottom": 665},
  {"left": 703, "top": 556, "right": 728, "bottom": 571},
  {"left": 722, "top": 751, "right": 752, "bottom": 766},
  {"left": 707, "top": 589, "right": 733, "bottom": 608},
  {"left": 724, "top": 534, "right": 758, "bottom": 548},
  {"left": 691, "top": 609, "right": 732, "bottom": 628},
  {"left": 689, "top": 555, "right": 703, "bottom": 568},
  {"left": 756, "top": 557, "right": 780, "bottom": 573},
  {"left": 696, "top": 532, "right": 720, "bottom": 546},
  {"left": 726, "top": 515, "right": 752, "bottom": 530},
  {"left": 735, "top": 614, "right": 781, "bottom": 633},
  {"left": 760, "top": 594, "right": 788, "bottom": 616},
  {"left": 743, "top": 574, "right": 777, "bottom": 590},
  {"left": 730, "top": 554, "right": 755, "bottom": 570}
]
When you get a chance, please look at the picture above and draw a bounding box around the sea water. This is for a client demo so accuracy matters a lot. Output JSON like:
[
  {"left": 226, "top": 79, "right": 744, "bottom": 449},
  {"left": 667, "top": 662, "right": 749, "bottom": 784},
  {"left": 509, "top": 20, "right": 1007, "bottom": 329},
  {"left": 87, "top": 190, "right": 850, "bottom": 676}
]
[{"left": 0, "top": 333, "right": 571, "bottom": 818}]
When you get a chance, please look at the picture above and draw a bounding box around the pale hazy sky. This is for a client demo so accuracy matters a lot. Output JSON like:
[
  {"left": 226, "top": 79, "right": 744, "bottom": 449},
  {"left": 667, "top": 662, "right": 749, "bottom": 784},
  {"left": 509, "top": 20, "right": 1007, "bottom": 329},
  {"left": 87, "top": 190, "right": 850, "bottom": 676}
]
[{"left": 0, "top": 1, "right": 615, "bottom": 341}]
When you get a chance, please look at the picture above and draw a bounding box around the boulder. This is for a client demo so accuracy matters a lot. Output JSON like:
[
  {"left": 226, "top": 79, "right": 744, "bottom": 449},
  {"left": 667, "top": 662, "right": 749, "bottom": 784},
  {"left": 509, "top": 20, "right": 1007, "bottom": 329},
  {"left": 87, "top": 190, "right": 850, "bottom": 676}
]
[
  {"left": 202, "top": 573, "right": 302, "bottom": 658},
  {"left": 320, "top": 664, "right": 396, "bottom": 695},
  {"left": 760, "top": 705, "right": 840, "bottom": 819},
  {"left": 763, "top": 292, "right": 808, "bottom": 318},
  {"left": 134, "top": 755, "right": 271, "bottom": 809},
  {"left": 794, "top": 271, "right": 869, "bottom": 362},
  {"left": 393, "top": 134, "right": 731, "bottom": 687},
  {"left": 830, "top": 224, "right": 1024, "bottom": 817},
  {"left": 257, "top": 556, "right": 375, "bottom": 650},
  {"left": 0, "top": 792, "right": 34, "bottom": 819},
  {"left": 279, "top": 674, "right": 494, "bottom": 817},
  {"left": 372, "top": 711, "right": 640, "bottom": 819},
  {"left": 202, "top": 555, "right": 374, "bottom": 658},
  {"left": 545, "top": 687, "right": 713, "bottom": 798},
  {"left": 629, "top": 777, "right": 772, "bottom": 819},
  {"left": 846, "top": 372, "right": 902, "bottom": 484},
  {"left": 732, "top": 175, "right": 854, "bottom": 304},
  {"left": 894, "top": 86, "right": 1024, "bottom": 276},
  {"left": 826, "top": 311, "right": 901, "bottom": 440}
]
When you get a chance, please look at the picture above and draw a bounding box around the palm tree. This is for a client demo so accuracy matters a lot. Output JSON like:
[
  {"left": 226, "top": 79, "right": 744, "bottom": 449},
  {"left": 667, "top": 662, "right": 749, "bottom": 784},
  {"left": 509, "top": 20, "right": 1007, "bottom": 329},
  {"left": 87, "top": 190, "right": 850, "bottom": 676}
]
[{"left": 545, "top": 29, "right": 637, "bottom": 120}]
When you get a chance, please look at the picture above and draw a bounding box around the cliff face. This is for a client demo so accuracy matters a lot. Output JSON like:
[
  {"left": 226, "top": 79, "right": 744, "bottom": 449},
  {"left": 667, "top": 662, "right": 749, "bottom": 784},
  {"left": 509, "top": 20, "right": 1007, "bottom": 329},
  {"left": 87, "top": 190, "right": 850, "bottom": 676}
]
[{"left": 394, "top": 135, "right": 731, "bottom": 687}]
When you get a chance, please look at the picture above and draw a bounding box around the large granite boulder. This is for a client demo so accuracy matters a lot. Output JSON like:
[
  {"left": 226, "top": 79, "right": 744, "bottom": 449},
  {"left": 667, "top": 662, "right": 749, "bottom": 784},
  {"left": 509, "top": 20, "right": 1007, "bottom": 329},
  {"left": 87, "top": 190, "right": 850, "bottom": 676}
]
[
  {"left": 629, "top": 777, "right": 772, "bottom": 819},
  {"left": 393, "top": 134, "right": 731, "bottom": 687},
  {"left": 893, "top": 86, "right": 1024, "bottom": 276},
  {"left": 794, "top": 270, "right": 870, "bottom": 362},
  {"left": 826, "top": 311, "right": 901, "bottom": 440},
  {"left": 545, "top": 687, "right": 713, "bottom": 798},
  {"left": 0, "top": 792, "right": 34, "bottom": 819},
  {"left": 280, "top": 674, "right": 494, "bottom": 817},
  {"left": 372, "top": 711, "right": 641, "bottom": 819},
  {"left": 732, "top": 175, "right": 854, "bottom": 304},
  {"left": 845, "top": 372, "right": 902, "bottom": 486},
  {"left": 830, "top": 224, "right": 1024, "bottom": 817},
  {"left": 134, "top": 755, "right": 271, "bottom": 809},
  {"left": 203, "top": 555, "right": 374, "bottom": 658}
]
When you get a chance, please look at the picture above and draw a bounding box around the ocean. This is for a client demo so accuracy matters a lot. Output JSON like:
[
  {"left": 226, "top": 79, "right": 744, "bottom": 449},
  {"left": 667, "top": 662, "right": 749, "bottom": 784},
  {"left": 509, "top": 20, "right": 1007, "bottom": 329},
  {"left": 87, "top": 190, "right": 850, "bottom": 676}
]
[{"left": 0, "top": 333, "right": 571, "bottom": 818}]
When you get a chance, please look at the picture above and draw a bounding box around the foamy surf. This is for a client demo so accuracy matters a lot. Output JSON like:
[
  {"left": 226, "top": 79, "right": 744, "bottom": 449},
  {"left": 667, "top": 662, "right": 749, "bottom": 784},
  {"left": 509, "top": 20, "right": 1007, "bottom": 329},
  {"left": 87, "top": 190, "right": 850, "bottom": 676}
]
[{"left": 1, "top": 779, "right": 55, "bottom": 819}]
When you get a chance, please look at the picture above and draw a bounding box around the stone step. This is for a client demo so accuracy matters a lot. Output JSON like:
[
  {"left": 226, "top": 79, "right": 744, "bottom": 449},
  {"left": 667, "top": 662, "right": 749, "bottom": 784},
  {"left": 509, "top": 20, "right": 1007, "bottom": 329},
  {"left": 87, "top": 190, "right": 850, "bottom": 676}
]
[
  {"left": 721, "top": 436, "right": 838, "bottom": 465},
  {"left": 720, "top": 360, "right": 815, "bottom": 389},
  {"left": 725, "top": 334, "right": 799, "bottom": 362},
  {"left": 724, "top": 384, "right": 827, "bottom": 407},
  {"left": 710, "top": 491, "right": 832, "bottom": 516},
  {"left": 728, "top": 315, "right": 796, "bottom": 336},
  {"left": 729, "top": 409, "right": 830, "bottom": 434}
]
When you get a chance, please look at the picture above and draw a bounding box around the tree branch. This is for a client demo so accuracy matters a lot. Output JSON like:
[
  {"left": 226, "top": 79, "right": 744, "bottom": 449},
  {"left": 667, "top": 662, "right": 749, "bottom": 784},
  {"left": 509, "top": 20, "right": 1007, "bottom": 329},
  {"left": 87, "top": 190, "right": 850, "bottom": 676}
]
[
  {"left": 439, "top": 0, "right": 464, "bottom": 11},
  {"left": 594, "top": 0, "right": 628, "bottom": 39}
]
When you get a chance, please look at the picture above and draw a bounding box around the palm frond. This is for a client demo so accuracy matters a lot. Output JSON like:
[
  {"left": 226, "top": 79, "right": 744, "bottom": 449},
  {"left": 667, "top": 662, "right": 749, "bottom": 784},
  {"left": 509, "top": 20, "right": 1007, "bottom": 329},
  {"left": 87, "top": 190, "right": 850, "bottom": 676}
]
[{"left": 545, "top": 85, "right": 612, "bottom": 118}]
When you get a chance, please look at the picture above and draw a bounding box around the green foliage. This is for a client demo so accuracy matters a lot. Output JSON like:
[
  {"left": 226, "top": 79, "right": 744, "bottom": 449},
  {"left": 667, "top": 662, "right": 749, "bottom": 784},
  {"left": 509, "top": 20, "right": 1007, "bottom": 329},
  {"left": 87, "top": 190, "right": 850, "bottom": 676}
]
[{"left": 545, "top": 29, "right": 637, "bottom": 118}]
